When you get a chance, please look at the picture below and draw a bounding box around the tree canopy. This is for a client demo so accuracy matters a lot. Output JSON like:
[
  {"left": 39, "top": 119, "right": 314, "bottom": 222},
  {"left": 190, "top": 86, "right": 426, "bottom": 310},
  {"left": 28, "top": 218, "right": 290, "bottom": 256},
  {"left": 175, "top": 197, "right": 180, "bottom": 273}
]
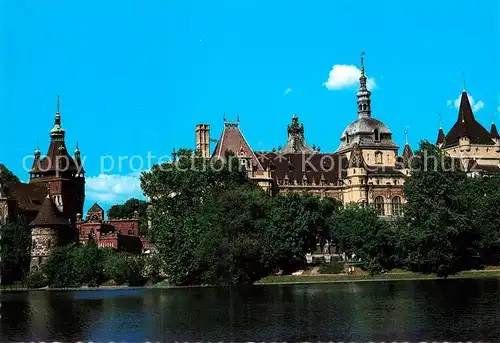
[{"left": 0, "top": 163, "right": 20, "bottom": 185}]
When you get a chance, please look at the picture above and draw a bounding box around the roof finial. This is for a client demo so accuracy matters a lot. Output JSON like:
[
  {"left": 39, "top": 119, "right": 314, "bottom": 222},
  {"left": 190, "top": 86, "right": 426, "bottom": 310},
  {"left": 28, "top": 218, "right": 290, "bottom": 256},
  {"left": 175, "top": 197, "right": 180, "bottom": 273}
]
[
  {"left": 404, "top": 126, "right": 409, "bottom": 145},
  {"left": 56, "top": 94, "right": 60, "bottom": 114},
  {"left": 223, "top": 112, "right": 226, "bottom": 122},
  {"left": 462, "top": 71, "right": 466, "bottom": 92},
  {"left": 439, "top": 112, "right": 442, "bottom": 129},
  {"left": 361, "top": 52, "right": 365, "bottom": 71},
  {"left": 236, "top": 114, "right": 240, "bottom": 122}
]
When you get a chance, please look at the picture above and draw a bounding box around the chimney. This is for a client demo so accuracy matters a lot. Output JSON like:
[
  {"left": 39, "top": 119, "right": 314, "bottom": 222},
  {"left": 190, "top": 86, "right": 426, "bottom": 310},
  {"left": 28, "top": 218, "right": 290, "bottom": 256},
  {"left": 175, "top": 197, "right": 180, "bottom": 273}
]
[{"left": 195, "top": 124, "right": 210, "bottom": 158}]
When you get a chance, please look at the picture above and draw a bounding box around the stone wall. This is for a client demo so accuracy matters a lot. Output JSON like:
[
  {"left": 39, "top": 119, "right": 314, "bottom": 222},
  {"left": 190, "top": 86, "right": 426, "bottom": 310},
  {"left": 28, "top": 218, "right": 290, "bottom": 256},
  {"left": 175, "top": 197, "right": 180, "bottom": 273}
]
[{"left": 30, "top": 227, "right": 59, "bottom": 270}]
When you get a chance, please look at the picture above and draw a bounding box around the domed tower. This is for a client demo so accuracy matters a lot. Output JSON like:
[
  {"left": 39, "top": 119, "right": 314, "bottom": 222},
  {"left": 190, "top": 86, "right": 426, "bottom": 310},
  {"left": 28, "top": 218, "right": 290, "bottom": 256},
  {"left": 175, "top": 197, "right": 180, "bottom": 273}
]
[{"left": 337, "top": 53, "right": 399, "bottom": 167}]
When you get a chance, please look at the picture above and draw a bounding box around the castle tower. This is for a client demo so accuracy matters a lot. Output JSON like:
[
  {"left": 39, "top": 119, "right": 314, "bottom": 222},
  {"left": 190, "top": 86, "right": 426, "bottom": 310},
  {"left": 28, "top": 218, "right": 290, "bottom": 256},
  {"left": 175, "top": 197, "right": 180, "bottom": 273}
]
[
  {"left": 337, "top": 52, "right": 399, "bottom": 162},
  {"left": 195, "top": 124, "right": 210, "bottom": 158},
  {"left": 29, "top": 192, "right": 71, "bottom": 270},
  {"left": 29, "top": 96, "right": 85, "bottom": 236}
]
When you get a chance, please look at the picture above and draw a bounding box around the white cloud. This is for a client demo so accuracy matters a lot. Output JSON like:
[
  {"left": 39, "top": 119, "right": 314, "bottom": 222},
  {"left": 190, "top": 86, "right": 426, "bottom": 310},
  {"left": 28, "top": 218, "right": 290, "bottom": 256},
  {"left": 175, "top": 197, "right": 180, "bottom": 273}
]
[
  {"left": 447, "top": 93, "right": 485, "bottom": 112},
  {"left": 86, "top": 173, "right": 144, "bottom": 204},
  {"left": 284, "top": 88, "right": 292, "bottom": 95},
  {"left": 323, "top": 64, "right": 376, "bottom": 90}
]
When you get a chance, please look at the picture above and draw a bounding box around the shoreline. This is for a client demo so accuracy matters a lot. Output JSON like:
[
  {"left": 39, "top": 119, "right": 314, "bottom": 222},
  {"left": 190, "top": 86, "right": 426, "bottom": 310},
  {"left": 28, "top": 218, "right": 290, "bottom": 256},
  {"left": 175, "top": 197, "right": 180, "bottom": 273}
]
[{"left": 2, "top": 269, "right": 499, "bottom": 292}]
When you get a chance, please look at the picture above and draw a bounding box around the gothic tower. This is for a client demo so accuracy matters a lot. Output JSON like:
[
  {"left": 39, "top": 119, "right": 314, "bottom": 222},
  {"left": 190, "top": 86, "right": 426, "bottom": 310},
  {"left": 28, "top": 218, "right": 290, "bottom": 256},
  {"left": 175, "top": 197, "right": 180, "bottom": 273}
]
[{"left": 29, "top": 96, "right": 85, "bottom": 237}]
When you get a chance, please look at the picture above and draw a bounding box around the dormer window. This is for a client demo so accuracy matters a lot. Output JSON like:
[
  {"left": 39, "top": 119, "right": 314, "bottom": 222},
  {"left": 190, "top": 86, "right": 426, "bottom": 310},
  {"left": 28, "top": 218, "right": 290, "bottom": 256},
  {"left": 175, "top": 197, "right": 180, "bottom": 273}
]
[
  {"left": 346, "top": 134, "right": 350, "bottom": 144},
  {"left": 374, "top": 129, "right": 380, "bottom": 142}
]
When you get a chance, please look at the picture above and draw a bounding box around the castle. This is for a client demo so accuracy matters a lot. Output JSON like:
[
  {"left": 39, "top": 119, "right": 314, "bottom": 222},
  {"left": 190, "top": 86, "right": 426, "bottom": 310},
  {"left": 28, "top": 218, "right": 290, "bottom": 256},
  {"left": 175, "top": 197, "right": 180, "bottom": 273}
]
[
  {"left": 193, "top": 55, "right": 500, "bottom": 216},
  {"left": 0, "top": 97, "right": 149, "bottom": 271},
  {"left": 1, "top": 55, "right": 499, "bottom": 270}
]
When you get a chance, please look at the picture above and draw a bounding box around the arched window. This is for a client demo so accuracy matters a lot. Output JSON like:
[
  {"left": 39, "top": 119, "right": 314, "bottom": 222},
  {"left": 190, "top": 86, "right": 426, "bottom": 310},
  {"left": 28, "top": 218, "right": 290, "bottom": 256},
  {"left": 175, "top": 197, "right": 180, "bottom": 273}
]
[
  {"left": 346, "top": 134, "right": 349, "bottom": 144},
  {"left": 374, "top": 129, "right": 380, "bottom": 142},
  {"left": 375, "top": 151, "right": 383, "bottom": 164},
  {"left": 392, "top": 196, "right": 402, "bottom": 216},
  {"left": 374, "top": 196, "right": 385, "bottom": 215}
]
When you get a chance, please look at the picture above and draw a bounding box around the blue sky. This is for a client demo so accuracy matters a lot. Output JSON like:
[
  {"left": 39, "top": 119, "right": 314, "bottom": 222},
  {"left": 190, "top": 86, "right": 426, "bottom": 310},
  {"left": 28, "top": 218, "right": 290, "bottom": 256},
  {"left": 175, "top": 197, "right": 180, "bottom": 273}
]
[{"left": 1, "top": 0, "right": 499, "bottom": 212}]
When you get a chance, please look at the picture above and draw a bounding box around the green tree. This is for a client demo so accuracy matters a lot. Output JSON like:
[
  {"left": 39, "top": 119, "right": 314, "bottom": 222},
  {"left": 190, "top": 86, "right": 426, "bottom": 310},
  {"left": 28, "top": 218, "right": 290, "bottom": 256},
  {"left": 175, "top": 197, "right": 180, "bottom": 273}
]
[
  {"left": 261, "top": 194, "right": 340, "bottom": 272},
  {"left": 42, "top": 245, "right": 80, "bottom": 288},
  {"left": 331, "top": 205, "right": 401, "bottom": 274},
  {"left": 0, "top": 163, "right": 20, "bottom": 185},
  {"left": 141, "top": 149, "right": 269, "bottom": 285},
  {"left": 0, "top": 214, "right": 31, "bottom": 284},
  {"left": 103, "top": 251, "right": 144, "bottom": 286},
  {"left": 403, "top": 140, "right": 480, "bottom": 277},
  {"left": 72, "top": 240, "right": 106, "bottom": 286}
]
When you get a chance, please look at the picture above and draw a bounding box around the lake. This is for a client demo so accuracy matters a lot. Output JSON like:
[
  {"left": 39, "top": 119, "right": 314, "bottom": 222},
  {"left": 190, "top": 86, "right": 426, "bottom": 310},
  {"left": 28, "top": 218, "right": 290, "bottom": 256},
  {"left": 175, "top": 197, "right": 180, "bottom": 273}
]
[{"left": 1, "top": 278, "right": 499, "bottom": 342}]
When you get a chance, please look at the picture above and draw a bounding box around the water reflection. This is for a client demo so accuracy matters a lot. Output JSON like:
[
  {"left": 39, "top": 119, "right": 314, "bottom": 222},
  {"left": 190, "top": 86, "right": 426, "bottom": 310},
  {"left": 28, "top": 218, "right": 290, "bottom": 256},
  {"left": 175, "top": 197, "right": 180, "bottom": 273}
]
[{"left": 1, "top": 278, "right": 499, "bottom": 342}]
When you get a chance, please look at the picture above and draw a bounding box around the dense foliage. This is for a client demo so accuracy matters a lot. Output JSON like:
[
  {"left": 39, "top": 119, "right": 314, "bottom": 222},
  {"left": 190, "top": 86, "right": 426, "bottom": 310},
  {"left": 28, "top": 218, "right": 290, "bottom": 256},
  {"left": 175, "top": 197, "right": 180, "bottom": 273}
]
[
  {"left": 0, "top": 163, "right": 20, "bottom": 185},
  {"left": 141, "top": 149, "right": 342, "bottom": 285},
  {"left": 36, "top": 242, "right": 145, "bottom": 288},
  {"left": 402, "top": 141, "right": 500, "bottom": 276},
  {"left": 0, "top": 214, "right": 31, "bottom": 284},
  {"left": 3, "top": 141, "right": 500, "bottom": 288}
]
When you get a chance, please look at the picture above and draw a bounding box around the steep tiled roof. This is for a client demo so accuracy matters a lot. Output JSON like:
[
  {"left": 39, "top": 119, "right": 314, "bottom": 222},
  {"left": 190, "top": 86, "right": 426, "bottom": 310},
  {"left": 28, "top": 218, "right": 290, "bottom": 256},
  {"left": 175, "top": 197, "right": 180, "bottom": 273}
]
[
  {"left": 212, "top": 122, "right": 264, "bottom": 171},
  {"left": 30, "top": 140, "right": 79, "bottom": 175},
  {"left": 255, "top": 151, "right": 348, "bottom": 185},
  {"left": 88, "top": 203, "right": 104, "bottom": 213},
  {"left": 5, "top": 182, "right": 47, "bottom": 212},
  {"left": 29, "top": 194, "right": 69, "bottom": 228},
  {"left": 443, "top": 91, "right": 494, "bottom": 148}
]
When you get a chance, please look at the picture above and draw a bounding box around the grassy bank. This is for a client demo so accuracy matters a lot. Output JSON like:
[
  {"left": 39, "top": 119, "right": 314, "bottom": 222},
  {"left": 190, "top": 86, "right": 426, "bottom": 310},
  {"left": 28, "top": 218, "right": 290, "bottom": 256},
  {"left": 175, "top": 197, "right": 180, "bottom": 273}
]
[{"left": 255, "top": 269, "right": 500, "bottom": 285}]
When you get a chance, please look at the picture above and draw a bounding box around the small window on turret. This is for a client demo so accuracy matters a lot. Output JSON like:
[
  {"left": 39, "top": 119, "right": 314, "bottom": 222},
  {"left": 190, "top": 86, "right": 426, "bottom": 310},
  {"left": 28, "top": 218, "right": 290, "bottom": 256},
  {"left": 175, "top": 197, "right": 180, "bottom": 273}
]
[{"left": 374, "top": 129, "right": 380, "bottom": 142}]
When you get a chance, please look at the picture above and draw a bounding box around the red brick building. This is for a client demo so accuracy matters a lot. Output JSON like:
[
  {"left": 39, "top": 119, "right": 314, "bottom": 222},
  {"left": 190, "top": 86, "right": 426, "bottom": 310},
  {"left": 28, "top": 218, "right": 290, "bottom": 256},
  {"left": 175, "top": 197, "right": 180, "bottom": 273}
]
[{"left": 76, "top": 203, "right": 150, "bottom": 254}]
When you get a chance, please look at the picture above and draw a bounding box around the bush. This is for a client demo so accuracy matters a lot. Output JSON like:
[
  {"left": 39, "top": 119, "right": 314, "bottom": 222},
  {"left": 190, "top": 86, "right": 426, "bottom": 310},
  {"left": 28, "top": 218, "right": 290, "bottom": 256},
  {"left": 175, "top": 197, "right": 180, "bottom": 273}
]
[
  {"left": 42, "top": 245, "right": 80, "bottom": 288},
  {"left": 103, "top": 252, "right": 145, "bottom": 286},
  {"left": 25, "top": 269, "right": 48, "bottom": 288},
  {"left": 318, "top": 262, "right": 344, "bottom": 274}
]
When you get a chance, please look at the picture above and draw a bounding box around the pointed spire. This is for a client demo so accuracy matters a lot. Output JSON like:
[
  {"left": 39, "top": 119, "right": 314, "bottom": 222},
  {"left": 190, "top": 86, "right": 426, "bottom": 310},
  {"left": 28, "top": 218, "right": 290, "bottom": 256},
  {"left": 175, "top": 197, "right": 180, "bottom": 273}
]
[
  {"left": 34, "top": 141, "right": 41, "bottom": 158},
  {"left": 436, "top": 128, "right": 445, "bottom": 146},
  {"left": 50, "top": 95, "right": 65, "bottom": 141},
  {"left": 456, "top": 90, "right": 475, "bottom": 124},
  {"left": 490, "top": 122, "right": 499, "bottom": 139},
  {"left": 357, "top": 51, "right": 372, "bottom": 119},
  {"left": 75, "top": 140, "right": 80, "bottom": 155}
]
